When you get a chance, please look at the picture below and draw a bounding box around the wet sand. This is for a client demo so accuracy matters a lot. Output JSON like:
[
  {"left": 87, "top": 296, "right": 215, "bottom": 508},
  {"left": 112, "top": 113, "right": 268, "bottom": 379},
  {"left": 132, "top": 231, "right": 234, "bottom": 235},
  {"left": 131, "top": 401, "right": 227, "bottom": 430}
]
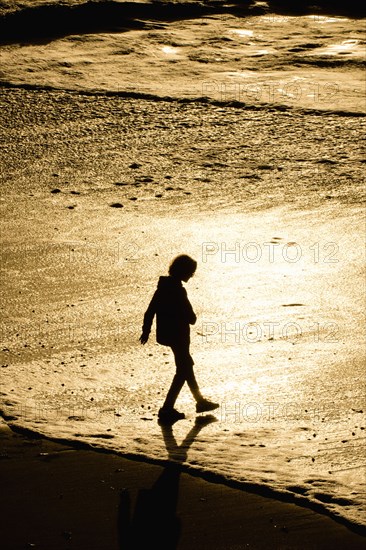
[
  {"left": 1, "top": 86, "right": 365, "bottom": 543},
  {"left": 1, "top": 419, "right": 365, "bottom": 550}
]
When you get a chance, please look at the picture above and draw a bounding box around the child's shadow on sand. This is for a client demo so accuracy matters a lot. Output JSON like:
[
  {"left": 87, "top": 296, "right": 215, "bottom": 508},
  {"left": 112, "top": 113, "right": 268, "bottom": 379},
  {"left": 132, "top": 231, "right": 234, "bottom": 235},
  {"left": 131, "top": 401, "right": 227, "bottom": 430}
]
[{"left": 118, "top": 415, "right": 217, "bottom": 549}]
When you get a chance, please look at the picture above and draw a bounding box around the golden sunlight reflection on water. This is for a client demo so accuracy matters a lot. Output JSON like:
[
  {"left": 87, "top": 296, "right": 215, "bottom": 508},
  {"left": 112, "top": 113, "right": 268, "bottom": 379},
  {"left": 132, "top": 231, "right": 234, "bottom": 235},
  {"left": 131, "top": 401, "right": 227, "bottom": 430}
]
[
  {"left": 161, "top": 45, "right": 179, "bottom": 55},
  {"left": 314, "top": 39, "right": 363, "bottom": 56},
  {"left": 229, "top": 28, "right": 254, "bottom": 38},
  {"left": 166, "top": 207, "right": 365, "bottom": 410}
]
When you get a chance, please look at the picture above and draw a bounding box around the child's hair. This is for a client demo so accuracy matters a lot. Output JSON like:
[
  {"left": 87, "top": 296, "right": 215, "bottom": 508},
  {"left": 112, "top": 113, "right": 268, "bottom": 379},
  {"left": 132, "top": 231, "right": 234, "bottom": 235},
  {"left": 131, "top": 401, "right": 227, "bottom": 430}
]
[{"left": 169, "top": 255, "right": 197, "bottom": 279}]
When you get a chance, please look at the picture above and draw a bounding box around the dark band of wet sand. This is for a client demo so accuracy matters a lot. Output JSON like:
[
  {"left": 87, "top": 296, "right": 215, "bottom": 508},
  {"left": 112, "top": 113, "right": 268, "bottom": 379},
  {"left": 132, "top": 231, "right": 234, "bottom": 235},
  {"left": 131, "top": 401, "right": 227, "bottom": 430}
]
[{"left": 1, "top": 421, "right": 365, "bottom": 550}]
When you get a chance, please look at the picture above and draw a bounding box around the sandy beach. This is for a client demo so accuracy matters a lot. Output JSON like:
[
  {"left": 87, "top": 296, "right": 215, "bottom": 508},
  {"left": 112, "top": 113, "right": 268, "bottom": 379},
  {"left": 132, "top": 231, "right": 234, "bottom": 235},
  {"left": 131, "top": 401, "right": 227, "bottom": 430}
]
[
  {"left": 1, "top": 419, "right": 366, "bottom": 549},
  {"left": 0, "top": 7, "right": 365, "bottom": 544}
]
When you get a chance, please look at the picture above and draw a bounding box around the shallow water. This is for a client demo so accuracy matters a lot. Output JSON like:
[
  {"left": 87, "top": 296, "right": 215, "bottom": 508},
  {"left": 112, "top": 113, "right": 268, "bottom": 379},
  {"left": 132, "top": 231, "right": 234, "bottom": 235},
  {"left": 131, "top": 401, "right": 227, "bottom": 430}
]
[{"left": 0, "top": 2, "right": 365, "bottom": 112}]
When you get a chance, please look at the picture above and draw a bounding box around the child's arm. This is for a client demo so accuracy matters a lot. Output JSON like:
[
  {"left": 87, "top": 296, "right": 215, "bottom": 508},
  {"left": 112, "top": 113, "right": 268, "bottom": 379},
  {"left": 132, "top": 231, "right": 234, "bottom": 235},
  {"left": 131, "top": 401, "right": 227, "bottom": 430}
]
[{"left": 139, "top": 291, "right": 158, "bottom": 344}]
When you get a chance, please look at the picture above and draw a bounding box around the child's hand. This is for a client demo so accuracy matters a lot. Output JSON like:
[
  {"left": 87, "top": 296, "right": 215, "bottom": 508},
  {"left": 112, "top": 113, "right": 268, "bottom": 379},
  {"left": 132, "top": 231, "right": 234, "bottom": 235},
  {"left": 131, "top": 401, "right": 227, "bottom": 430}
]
[{"left": 139, "top": 332, "right": 149, "bottom": 345}]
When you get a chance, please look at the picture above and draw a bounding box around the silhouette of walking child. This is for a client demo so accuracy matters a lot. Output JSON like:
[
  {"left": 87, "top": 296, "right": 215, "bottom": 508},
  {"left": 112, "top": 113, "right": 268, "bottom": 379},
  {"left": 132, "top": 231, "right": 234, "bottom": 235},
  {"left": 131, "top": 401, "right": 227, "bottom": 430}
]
[{"left": 140, "top": 254, "right": 219, "bottom": 423}]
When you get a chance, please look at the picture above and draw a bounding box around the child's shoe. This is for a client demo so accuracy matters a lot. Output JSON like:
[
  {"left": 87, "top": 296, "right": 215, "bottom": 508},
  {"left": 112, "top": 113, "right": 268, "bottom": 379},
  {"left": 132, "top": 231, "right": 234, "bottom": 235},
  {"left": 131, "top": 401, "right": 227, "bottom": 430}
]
[
  {"left": 196, "top": 399, "right": 219, "bottom": 413},
  {"left": 158, "top": 407, "right": 185, "bottom": 424}
]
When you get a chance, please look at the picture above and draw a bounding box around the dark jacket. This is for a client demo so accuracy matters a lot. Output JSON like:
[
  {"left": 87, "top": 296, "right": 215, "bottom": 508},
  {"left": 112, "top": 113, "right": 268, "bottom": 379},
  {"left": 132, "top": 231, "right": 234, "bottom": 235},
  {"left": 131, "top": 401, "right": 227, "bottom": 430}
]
[{"left": 142, "top": 276, "right": 196, "bottom": 347}]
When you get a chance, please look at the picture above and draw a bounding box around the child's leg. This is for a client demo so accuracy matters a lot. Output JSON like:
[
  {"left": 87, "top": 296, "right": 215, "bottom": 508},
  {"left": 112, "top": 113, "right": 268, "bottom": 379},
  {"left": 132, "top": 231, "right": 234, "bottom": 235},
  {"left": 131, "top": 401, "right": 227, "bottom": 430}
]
[
  {"left": 173, "top": 345, "right": 203, "bottom": 402},
  {"left": 181, "top": 360, "right": 202, "bottom": 402},
  {"left": 162, "top": 345, "right": 202, "bottom": 409},
  {"left": 162, "top": 370, "right": 185, "bottom": 409}
]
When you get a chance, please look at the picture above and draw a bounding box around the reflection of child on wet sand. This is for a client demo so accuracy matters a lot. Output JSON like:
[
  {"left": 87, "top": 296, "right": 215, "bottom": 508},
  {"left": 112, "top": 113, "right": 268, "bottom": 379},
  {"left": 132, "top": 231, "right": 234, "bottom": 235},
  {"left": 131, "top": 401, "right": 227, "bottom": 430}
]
[{"left": 140, "top": 254, "right": 219, "bottom": 423}]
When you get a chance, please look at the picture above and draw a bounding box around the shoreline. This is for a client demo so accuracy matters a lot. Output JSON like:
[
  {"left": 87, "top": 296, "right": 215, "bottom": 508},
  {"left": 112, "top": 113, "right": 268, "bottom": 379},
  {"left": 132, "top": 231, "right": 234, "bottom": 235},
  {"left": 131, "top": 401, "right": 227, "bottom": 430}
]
[
  {"left": 1, "top": 418, "right": 366, "bottom": 550},
  {"left": 0, "top": 81, "right": 365, "bottom": 117},
  {"left": 2, "top": 417, "right": 366, "bottom": 543}
]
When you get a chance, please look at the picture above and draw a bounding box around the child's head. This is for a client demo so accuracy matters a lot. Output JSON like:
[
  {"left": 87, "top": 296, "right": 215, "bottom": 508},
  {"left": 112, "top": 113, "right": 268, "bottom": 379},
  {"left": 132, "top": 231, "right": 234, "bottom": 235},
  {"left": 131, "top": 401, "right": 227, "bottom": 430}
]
[{"left": 169, "top": 254, "right": 197, "bottom": 282}]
